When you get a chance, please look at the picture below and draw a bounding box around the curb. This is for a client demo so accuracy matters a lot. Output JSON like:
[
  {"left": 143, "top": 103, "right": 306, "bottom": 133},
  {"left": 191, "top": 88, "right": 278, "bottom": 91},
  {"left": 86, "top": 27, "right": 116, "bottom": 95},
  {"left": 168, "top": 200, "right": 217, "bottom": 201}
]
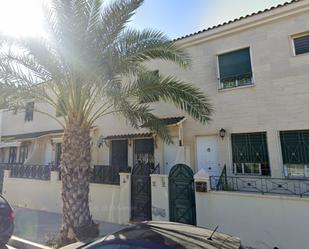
[{"left": 8, "top": 236, "right": 52, "bottom": 249}]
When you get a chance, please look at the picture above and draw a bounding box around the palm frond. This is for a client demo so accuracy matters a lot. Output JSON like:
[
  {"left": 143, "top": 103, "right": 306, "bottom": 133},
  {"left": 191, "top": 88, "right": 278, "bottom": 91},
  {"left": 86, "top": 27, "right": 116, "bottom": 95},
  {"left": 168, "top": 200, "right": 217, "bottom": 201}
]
[
  {"left": 128, "top": 72, "right": 213, "bottom": 124},
  {"left": 110, "top": 29, "right": 191, "bottom": 69},
  {"left": 97, "top": 0, "right": 143, "bottom": 48}
]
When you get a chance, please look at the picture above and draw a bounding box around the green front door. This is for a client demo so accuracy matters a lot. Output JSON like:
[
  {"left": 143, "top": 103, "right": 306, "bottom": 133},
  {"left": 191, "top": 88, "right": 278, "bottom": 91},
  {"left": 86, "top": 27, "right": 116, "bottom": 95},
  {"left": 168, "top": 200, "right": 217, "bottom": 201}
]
[{"left": 169, "top": 164, "right": 196, "bottom": 225}]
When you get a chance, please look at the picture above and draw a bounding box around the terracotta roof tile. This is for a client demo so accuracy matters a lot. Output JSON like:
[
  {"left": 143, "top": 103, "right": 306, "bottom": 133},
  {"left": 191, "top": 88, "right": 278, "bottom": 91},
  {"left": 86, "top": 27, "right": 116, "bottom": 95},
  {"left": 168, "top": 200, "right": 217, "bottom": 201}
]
[{"left": 174, "top": 0, "right": 302, "bottom": 42}]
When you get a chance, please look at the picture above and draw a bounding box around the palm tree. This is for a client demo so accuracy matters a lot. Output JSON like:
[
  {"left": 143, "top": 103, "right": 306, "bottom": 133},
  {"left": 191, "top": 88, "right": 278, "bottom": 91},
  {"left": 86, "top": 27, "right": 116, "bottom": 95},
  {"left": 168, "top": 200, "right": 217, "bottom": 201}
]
[{"left": 0, "top": 0, "right": 213, "bottom": 245}]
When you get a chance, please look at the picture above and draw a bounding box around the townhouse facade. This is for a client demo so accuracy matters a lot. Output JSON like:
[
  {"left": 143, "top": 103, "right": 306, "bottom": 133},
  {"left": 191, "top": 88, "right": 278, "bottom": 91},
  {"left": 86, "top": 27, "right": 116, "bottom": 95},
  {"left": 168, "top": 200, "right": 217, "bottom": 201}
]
[
  {"left": 1, "top": 0, "right": 309, "bottom": 179},
  {"left": 1, "top": 1, "right": 309, "bottom": 248}
]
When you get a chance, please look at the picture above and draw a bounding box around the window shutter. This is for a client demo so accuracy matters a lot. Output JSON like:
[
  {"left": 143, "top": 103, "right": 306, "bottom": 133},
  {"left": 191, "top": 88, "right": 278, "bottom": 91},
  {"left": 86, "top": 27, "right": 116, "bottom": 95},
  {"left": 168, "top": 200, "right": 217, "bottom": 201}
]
[
  {"left": 218, "top": 48, "right": 252, "bottom": 80},
  {"left": 294, "top": 35, "right": 309, "bottom": 55},
  {"left": 280, "top": 130, "right": 309, "bottom": 164}
]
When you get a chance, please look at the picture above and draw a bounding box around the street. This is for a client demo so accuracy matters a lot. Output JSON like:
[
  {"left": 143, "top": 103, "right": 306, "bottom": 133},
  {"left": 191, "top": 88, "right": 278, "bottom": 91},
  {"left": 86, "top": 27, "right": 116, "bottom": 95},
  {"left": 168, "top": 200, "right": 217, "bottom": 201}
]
[{"left": 13, "top": 206, "right": 125, "bottom": 245}]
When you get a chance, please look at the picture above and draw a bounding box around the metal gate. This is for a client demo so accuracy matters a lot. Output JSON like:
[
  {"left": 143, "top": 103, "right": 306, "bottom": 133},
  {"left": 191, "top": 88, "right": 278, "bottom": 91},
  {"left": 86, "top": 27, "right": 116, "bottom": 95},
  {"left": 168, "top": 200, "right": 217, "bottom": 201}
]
[
  {"left": 131, "top": 162, "right": 160, "bottom": 221},
  {"left": 169, "top": 164, "right": 196, "bottom": 225},
  {"left": 131, "top": 163, "right": 152, "bottom": 221}
]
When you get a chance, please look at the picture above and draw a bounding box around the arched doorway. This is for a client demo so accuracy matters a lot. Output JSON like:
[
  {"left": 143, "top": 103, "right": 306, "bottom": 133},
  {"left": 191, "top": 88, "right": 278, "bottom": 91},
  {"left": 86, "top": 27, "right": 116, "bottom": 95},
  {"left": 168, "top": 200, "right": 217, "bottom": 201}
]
[{"left": 169, "top": 164, "right": 196, "bottom": 225}]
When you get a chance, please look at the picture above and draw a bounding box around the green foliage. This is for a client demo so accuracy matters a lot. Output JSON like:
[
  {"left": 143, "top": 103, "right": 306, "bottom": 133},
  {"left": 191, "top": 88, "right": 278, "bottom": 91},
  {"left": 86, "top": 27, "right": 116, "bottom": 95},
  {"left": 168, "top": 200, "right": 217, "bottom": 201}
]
[{"left": 0, "top": 0, "right": 213, "bottom": 141}]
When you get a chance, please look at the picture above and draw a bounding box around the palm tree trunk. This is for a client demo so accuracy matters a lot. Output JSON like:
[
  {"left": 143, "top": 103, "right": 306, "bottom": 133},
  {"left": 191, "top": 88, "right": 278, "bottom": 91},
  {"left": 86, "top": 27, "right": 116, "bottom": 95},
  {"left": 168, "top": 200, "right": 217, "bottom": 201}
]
[{"left": 59, "top": 123, "right": 98, "bottom": 245}]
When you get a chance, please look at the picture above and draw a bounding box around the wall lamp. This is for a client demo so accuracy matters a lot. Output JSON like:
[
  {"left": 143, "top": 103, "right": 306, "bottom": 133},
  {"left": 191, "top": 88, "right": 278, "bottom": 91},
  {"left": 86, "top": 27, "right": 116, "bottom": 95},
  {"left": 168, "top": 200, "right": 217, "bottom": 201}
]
[{"left": 219, "top": 128, "right": 226, "bottom": 139}]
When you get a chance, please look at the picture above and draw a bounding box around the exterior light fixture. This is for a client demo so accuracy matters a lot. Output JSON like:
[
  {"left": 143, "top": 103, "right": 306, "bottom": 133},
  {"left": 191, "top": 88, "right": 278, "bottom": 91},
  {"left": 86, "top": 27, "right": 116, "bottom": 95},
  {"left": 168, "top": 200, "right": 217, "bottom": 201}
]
[
  {"left": 97, "top": 135, "right": 108, "bottom": 148},
  {"left": 219, "top": 128, "right": 226, "bottom": 139}
]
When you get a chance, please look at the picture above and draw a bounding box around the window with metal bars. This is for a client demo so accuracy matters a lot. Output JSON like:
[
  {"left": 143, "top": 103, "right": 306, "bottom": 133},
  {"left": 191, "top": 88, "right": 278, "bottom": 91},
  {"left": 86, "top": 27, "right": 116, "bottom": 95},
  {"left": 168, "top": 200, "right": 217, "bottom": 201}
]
[
  {"left": 231, "top": 132, "right": 270, "bottom": 176},
  {"left": 280, "top": 130, "right": 309, "bottom": 178},
  {"left": 18, "top": 144, "right": 29, "bottom": 164},
  {"left": 8, "top": 147, "right": 17, "bottom": 163}
]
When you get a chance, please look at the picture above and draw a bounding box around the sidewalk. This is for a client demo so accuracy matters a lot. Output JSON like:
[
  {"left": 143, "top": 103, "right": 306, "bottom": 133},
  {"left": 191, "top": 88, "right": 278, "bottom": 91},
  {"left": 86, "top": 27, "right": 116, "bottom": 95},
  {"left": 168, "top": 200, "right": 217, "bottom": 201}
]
[{"left": 13, "top": 207, "right": 126, "bottom": 245}]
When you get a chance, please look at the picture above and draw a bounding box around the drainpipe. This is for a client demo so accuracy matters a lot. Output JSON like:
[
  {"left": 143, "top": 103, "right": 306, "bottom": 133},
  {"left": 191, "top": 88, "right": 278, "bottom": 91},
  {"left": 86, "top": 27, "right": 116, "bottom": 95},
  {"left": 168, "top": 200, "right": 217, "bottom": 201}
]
[{"left": 0, "top": 109, "right": 2, "bottom": 144}]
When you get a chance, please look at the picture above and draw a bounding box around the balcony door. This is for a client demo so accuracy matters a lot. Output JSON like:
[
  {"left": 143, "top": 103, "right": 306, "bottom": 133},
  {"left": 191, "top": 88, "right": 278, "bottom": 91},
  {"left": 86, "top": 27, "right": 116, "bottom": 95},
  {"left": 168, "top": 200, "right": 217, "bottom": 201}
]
[{"left": 133, "top": 138, "right": 154, "bottom": 165}]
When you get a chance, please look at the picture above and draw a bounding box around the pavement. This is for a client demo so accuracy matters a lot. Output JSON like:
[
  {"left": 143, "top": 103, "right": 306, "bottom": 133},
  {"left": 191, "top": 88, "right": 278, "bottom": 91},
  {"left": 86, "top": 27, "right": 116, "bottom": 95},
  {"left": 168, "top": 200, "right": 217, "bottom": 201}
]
[{"left": 12, "top": 206, "right": 126, "bottom": 246}]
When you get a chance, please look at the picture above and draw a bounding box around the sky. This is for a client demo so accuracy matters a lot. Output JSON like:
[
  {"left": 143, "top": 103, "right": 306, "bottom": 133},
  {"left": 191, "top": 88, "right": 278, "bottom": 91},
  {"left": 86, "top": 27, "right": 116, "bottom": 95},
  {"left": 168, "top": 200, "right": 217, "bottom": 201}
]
[{"left": 0, "top": 0, "right": 289, "bottom": 39}]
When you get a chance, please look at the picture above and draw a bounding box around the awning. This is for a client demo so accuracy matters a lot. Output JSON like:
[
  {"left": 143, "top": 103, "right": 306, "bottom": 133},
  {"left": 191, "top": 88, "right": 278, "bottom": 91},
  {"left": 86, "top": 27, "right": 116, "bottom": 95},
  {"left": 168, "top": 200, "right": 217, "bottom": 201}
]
[
  {"left": 0, "top": 129, "right": 64, "bottom": 142},
  {"left": 141, "top": 116, "right": 186, "bottom": 128},
  {"left": 0, "top": 141, "right": 22, "bottom": 148},
  {"left": 105, "top": 132, "right": 153, "bottom": 140}
]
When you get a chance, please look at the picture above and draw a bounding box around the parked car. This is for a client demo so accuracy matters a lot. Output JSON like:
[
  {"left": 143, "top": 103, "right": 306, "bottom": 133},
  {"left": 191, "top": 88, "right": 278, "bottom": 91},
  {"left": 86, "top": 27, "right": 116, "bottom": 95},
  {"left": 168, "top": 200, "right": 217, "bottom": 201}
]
[
  {"left": 0, "top": 195, "right": 14, "bottom": 247},
  {"left": 62, "top": 221, "right": 243, "bottom": 249}
]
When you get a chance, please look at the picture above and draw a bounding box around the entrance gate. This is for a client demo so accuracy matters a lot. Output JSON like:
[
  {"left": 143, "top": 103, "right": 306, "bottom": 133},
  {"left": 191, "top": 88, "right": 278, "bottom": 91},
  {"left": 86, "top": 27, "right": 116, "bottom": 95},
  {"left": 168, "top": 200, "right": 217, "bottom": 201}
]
[
  {"left": 169, "top": 164, "right": 196, "bottom": 225},
  {"left": 131, "top": 163, "right": 152, "bottom": 221}
]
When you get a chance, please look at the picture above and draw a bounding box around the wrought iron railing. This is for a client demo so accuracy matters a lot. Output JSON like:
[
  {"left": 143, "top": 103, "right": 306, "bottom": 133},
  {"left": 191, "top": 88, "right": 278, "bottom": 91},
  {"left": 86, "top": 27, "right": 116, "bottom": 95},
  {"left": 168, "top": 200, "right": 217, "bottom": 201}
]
[
  {"left": 216, "top": 164, "right": 227, "bottom": 189},
  {"left": 211, "top": 175, "right": 309, "bottom": 197},
  {"left": 8, "top": 163, "right": 53, "bottom": 180},
  {"left": 90, "top": 165, "right": 121, "bottom": 185}
]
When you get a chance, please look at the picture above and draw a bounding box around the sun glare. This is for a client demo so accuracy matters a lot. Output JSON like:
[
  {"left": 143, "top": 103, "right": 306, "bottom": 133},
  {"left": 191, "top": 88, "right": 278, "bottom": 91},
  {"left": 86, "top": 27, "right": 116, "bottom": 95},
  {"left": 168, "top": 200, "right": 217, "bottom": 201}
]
[{"left": 0, "top": 0, "right": 45, "bottom": 37}]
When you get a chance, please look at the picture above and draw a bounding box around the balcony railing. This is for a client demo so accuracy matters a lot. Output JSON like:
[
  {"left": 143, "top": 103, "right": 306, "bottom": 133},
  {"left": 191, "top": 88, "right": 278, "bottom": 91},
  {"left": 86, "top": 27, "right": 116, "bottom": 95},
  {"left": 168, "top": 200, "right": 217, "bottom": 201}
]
[{"left": 210, "top": 175, "right": 309, "bottom": 198}]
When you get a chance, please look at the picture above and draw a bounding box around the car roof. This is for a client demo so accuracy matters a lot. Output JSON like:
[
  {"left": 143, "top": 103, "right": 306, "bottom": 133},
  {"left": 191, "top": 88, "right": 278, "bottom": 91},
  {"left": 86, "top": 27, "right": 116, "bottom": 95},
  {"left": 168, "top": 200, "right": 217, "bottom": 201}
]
[{"left": 88, "top": 221, "right": 240, "bottom": 249}]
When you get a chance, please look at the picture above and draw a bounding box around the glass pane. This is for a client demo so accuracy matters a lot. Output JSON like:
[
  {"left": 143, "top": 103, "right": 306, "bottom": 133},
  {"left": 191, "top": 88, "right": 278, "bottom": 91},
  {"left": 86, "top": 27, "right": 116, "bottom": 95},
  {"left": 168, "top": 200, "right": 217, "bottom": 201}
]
[
  {"left": 236, "top": 163, "right": 243, "bottom": 174},
  {"left": 294, "top": 34, "right": 309, "bottom": 55},
  {"left": 237, "top": 74, "right": 252, "bottom": 86},
  {"left": 243, "top": 163, "right": 260, "bottom": 174},
  {"left": 218, "top": 47, "right": 252, "bottom": 79},
  {"left": 287, "top": 164, "right": 305, "bottom": 177}
]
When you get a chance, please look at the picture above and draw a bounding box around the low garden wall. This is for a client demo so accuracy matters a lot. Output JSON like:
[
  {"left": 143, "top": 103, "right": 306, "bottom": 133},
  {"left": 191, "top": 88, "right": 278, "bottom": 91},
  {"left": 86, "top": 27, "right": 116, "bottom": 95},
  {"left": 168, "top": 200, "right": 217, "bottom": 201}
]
[
  {"left": 196, "top": 190, "right": 309, "bottom": 249},
  {"left": 2, "top": 170, "right": 131, "bottom": 224}
]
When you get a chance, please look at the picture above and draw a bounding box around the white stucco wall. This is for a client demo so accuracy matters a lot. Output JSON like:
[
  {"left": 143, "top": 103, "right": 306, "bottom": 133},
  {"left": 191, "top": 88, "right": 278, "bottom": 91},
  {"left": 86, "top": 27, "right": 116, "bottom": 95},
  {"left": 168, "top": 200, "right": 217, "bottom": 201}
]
[
  {"left": 2, "top": 171, "right": 131, "bottom": 224},
  {"left": 196, "top": 191, "right": 309, "bottom": 249}
]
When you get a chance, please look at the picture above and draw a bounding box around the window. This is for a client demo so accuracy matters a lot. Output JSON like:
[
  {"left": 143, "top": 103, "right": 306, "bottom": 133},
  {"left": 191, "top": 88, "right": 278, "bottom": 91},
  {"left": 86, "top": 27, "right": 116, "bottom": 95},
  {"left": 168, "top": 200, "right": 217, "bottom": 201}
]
[
  {"left": 0, "top": 149, "right": 5, "bottom": 163},
  {"left": 293, "top": 33, "right": 309, "bottom": 55},
  {"left": 18, "top": 144, "right": 29, "bottom": 164},
  {"left": 8, "top": 147, "right": 17, "bottom": 163},
  {"left": 280, "top": 130, "right": 309, "bottom": 178},
  {"left": 25, "top": 102, "right": 34, "bottom": 122},
  {"left": 139, "top": 70, "right": 160, "bottom": 103},
  {"left": 56, "top": 99, "right": 66, "bottom": 117},
  {"left": 55, "top": 143, "right": 62, "bottom": 168},
  {"left": 218, "top": 47, "right": 253, "bottom": 89},
  {"left": 231, "top": 132, "right": 270, "bottom": 176}
]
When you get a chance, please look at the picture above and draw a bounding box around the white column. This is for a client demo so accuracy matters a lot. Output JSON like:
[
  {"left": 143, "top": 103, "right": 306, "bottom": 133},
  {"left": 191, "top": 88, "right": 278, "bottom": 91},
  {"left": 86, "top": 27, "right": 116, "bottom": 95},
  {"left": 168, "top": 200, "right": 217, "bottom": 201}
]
[
  {"left": 1, "top": 170, "right": 10, "bottom": 197},
  {"left": 194, "top": 169, "right": 210, "bottom": 227},
  {"left": 267, "top": 129, "right": 283, "bottom": 178},
  {"left": 119, "top": 172, "right": 131, "bottom": 224},
  {"left": 150, "top": 174, "right": 169, "bottom": 221},
  {"left": 50, "top": 170, "right": 59, "bottom": 182}
]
